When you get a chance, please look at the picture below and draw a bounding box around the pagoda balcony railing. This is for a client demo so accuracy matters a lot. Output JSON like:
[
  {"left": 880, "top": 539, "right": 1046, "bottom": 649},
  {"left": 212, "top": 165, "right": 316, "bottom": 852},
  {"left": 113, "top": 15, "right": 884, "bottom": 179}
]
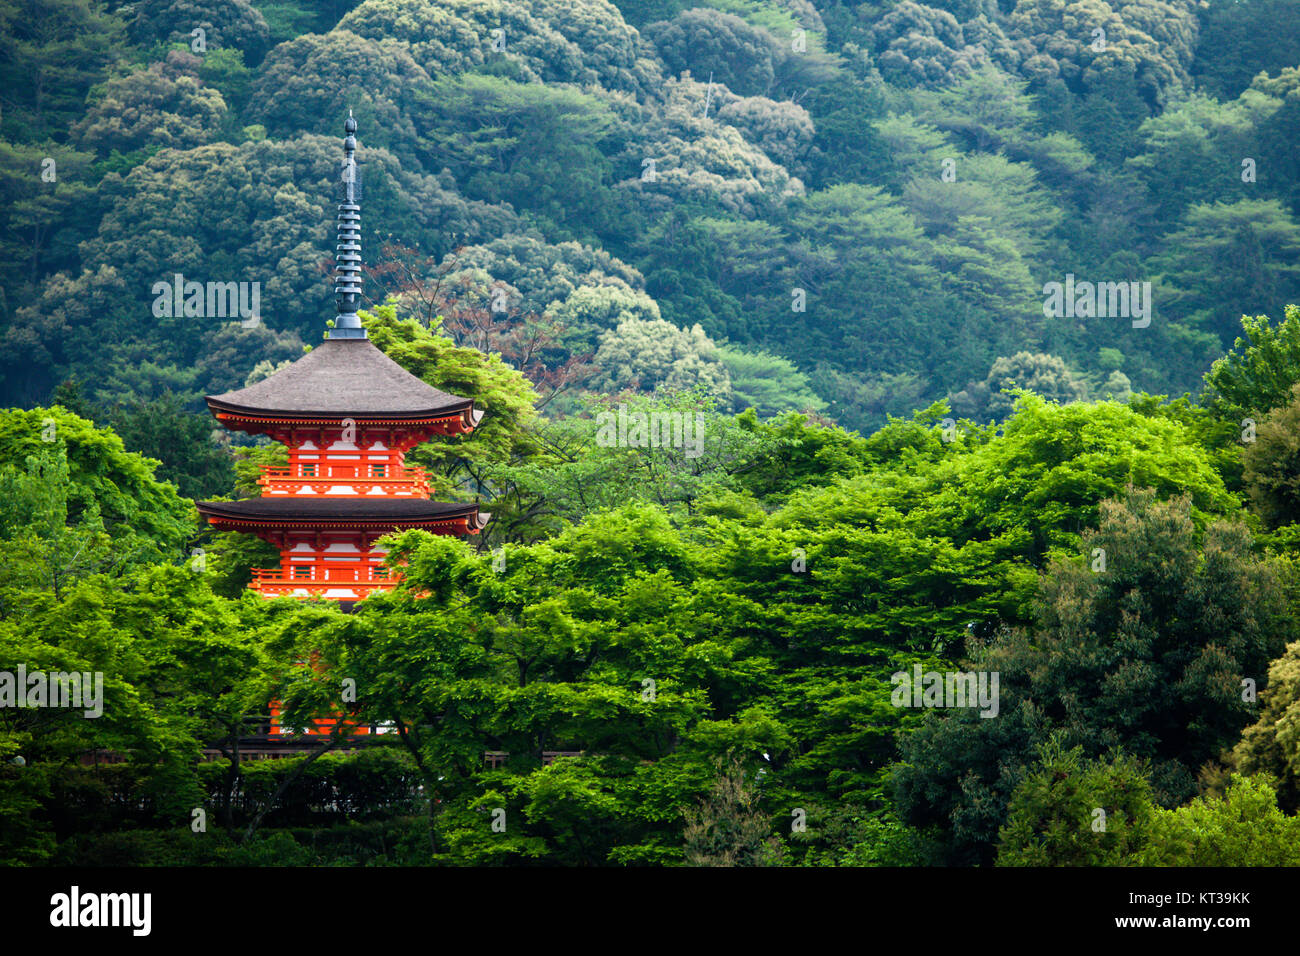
[
  {"left": 257, "top": 465, "right": 430, "bottom": 496},
  {"left": 250, "top": 565, "right": 399, "bottom": 599}
]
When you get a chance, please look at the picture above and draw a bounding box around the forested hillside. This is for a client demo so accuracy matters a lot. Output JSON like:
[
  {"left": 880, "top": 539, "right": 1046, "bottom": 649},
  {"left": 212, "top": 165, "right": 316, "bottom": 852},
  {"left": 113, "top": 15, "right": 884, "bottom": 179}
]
[
  {"left": 7, "top": 0, "right": 1300, "bottom": 432},
  {"left": 5, "top": 0, "right": 1300, "bottom": 869}
]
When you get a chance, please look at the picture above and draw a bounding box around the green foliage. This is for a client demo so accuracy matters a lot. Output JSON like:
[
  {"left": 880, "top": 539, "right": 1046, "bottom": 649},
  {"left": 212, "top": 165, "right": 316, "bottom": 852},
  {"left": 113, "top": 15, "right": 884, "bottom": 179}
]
[
  {"left": 0, "top": 445, "right": 116, "bottom": 602},
  {"left": 1232, "top": 638, "right": 1300, "bottom": 812},
  {"left": 71, "top": 53, "right": 228, "bottom": 154},
  {"left": 868, "top": 3, "right": 1018, "bottom": 90},
  {"left": 341, "top": 0, "right": 656, "bottom": 94},
  {"left": 0, "top": 406, "right": 193, "bottom": 566},
  {"left": 1126, "top": 89, "right": 1278, "bottom": 225},
  {"left": 0, "top": 0, "right": 127, "bottom": 143},
  {"left": 999, "top": 750, "right": 1300, "bottom": 866},
  {"left": 490, "top": 391, "right": 775, "bottom": 537},
  {"left": 796, "top": 807, "right": 934, "bottom": 866},
  {"left": 197, "top": 748, "right": 425, "bottom": 825},
  {"left": 126, "top": 0, "right": 271, "bottom": 66},
  {"left": 1204, "top": 305, "right": 1300, "bottom": 417},
  {"left": 1156, "top": 200, "right": 1300, "bottom": 347},
  {"left": 361, "top": 301, "right": 540, "bottom": 478},
  {"left": 3, "top": 0, "right": 1284, "bottom": 424},
  {"left": 251, "top": 30, "right": 433, "bottom": 156},
  {"left": 1241, "top": 382, "right": 1300, "bottom": 529},
  {"left": 0, "top": 137, "right": 99, "bottom": 332},
  {"left": 997, "top": 739, "right": 1155, "bottom": 866},
  {"left": 1140, "top": 774, "right": 1300, "bottom": 866},
  {"left": 1005, "top": 0, "right": 1198, "bottom": 107},
  {"left": 108, "top": 392, "right": 237, "bottom": 499},
  {"left": 0, "top": 562, "right": 290, "bottom": 852},
  {"left": 717, "top": 345, "right": 826, "bottom": 417},
  {"left": 1194, "top": 0, "right": 1300, "bottom": 100},
  {"left": 895, "top": 487, "right": 1296, "bottom": 862},
  {"left": 950, "top": 352, "right": 1089, "bottom": 421},
  {"left": 647, "top": 8, "right": 784, "bottom": 97}
]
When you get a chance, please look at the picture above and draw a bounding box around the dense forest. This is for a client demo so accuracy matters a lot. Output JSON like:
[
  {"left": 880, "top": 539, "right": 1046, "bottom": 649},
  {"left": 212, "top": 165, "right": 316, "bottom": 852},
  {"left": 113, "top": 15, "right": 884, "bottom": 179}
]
[{"left": 5, "top": 0, "right": 1300, "bottom": 866}]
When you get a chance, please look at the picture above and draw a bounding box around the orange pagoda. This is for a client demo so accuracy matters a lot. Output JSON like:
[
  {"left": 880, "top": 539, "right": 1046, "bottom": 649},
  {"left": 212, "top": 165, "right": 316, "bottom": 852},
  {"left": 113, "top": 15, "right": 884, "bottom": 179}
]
[{"left": 196, "top": 113, "right": 487, "bottom": 739}]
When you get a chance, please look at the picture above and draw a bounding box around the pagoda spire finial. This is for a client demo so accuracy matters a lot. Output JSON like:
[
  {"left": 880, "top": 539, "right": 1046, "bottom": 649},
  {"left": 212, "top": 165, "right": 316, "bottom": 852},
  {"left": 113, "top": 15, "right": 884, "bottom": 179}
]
[{"left": 330, "top": 109, "right": 367, "bottom": 339}]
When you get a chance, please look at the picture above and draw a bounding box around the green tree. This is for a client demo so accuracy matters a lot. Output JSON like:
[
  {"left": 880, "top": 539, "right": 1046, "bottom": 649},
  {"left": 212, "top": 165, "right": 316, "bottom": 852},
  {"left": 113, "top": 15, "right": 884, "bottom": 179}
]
[
  {"left": 1156, "top": 200, "right": 1300, "bottom": 347},
  {"left": 1006, "top": 0, "right": 1197, "bottom": 107},
  {"left": 8, "top": 133, "right": 515, "bottom": 406},
  {"left": 126, "top": 0, "right": 271, "bottom": 65},
  {"left": 108, "top": 392, "right": 236, "bottom": 500},
  {"left": 997, "top": 738, "right": 1155, "bottom": 866},
  {"left": 1126, "top": 90, "right": 1277, "bottom": 225},
  {"left": 1140, "top": 774, "right": 1300, "bottom": 865},
  {"left": 414, "top": 74, "right": 622, "bottom": 240},
  {"left": 1240, "top": 381, "right": 1300, "bottom": 528},
  {"left": 1203, "top": 305, "right": 1300, "bottom": 418},
  {"left": 341, "top": 0, "right": 657, "bottom": 94},
  {"left": 0, "top": 407, "right": 192, "bottom": 566},
  {"left": 1194, "top": 0, "right": 1300, "bottom": 100},
  {"left": 362, "top": 302, "right": 540, "bottom": 480},
  {"left": 250, "top": 30, "right": 433, "bottom": 157},
  {"left": 0, "top": 138, "right": 98, "bottom": 325},
  {"left": 869, "top": 3, "right": 1018, "bottom": 90},
  {"left": 896, "top": 487, "right": 1296, "bottom": 862},
  {"left": 70, "top": 54, "right": 228, "bottom": 154},
  {"left": 0, "top": 446, "right": 115, "bottom": 603},
  {"left": 950, "top": 352, "right": 1088, "bottom": 421},
  {"left": 1232, "top": 640, "right": 1300, "bottom": 812},
  {"left": 490, "top": 392, "right": 774, "bottom": 534},
  {"left": 646, "top": 8, "right": 782, "bottom": 97},
  {"left": 314, "top": 508, "right": 727, "bottom": 864},
  {"left": 717, "top": 345, "right": 826, "bottom": 417},
  {"left": 0, "top": 0, "right": 126, "bottom": 143}
]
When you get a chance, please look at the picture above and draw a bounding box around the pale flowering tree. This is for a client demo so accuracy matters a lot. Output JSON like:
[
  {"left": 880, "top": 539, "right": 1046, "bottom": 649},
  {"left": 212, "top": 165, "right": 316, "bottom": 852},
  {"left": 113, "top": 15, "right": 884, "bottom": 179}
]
[
  {"left": 590, "top": 316, "right": 732, "bottom": 399},
  {"left": 250, "top": 31, "right": 433, "bottom": 156},
  {"left": 617, "top": 76, "right": 805, "bottom": 217},
  {"left": 126, "top": 0, "right": 270, "bottom": 61},
  {"left": 340, "top": 0, "right": 658, "bottom": 95},
  {"left": 1005, "top": 0, "right": 1199, "bottom": 106}
]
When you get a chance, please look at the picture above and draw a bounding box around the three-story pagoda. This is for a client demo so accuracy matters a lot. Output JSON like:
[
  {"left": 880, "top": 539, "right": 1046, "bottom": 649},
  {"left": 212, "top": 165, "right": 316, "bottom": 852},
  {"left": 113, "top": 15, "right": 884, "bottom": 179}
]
[{"left": 197, "top": 113, "right": 487, "bottom": 606}]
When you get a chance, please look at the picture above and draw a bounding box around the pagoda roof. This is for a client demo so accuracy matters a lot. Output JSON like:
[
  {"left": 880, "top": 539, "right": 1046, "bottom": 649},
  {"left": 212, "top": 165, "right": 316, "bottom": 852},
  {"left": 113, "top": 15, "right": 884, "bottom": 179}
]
[
  {"left": 197, "top": 497, "right": 488, "bottom": 530},
  {"left": 208, "top": 338, "right": 478, "bottom": 421}
]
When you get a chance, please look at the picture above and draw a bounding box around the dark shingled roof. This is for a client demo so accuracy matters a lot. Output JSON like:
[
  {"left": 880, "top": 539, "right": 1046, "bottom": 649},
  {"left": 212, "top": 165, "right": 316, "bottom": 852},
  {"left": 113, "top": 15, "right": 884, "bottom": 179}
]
[
  {"left": 197, "top": 497, "right": 487, "bottom": 527},
  {"left": 207, "top": 338, "right": 474, "bottom": 418}
]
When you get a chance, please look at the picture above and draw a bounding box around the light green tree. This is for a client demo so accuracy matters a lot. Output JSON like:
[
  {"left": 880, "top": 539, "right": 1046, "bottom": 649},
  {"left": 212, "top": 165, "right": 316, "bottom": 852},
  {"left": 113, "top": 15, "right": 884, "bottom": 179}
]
[{"left": 717, "top": 345, "right": 825, "bottom": 417}]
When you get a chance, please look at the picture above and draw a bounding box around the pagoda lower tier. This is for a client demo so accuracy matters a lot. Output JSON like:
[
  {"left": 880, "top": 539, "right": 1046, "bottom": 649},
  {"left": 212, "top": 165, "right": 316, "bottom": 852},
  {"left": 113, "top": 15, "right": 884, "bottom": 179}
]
[
  {"left": 197, "top": 494, "right": 487, "bottom": 739},
  {"left": 197, "top": 497, "right": 488, "bottom": 601}
]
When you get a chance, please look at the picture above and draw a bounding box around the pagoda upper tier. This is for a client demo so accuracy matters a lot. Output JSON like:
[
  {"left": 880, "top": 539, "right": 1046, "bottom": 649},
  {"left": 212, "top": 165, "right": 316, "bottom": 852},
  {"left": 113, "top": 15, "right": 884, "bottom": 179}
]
[{"left": 208, "top": 336, "right": 484, "bottom": 438}]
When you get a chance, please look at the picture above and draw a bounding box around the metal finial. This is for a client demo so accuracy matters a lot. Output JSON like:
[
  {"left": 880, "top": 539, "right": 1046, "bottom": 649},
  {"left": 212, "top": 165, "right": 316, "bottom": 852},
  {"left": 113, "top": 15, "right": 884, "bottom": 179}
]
[{"left": 330, "top": 111, "right": 366, "bottom": 340}]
